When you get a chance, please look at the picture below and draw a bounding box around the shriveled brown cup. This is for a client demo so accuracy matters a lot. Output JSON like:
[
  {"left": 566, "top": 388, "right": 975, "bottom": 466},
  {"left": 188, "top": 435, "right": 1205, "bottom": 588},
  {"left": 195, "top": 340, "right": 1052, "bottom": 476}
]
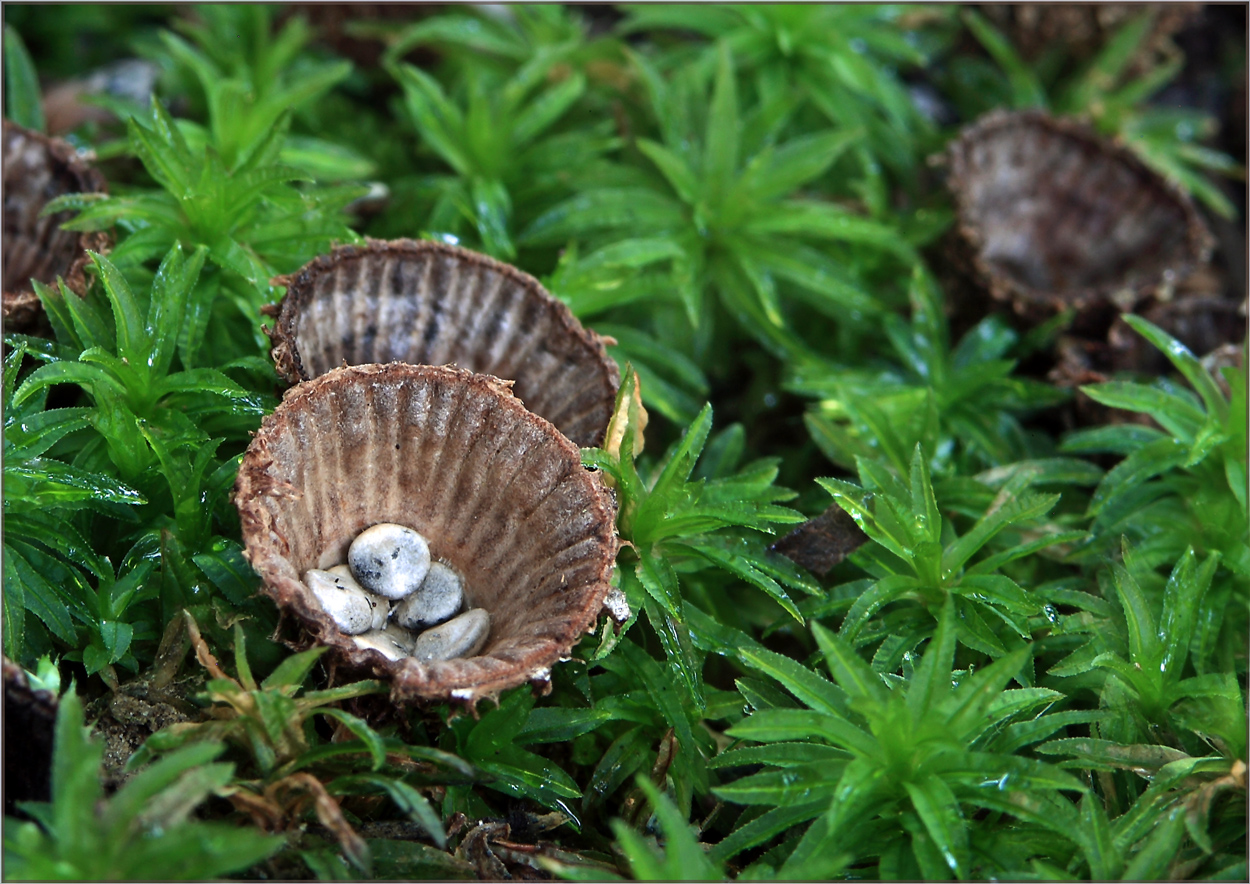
[
  {"left": 3, "top": 121, "right": 110, "bottom": 334},
  {"left": 946, "top": 110, "right": 1213, "bottom": 321},
  {"left": 267, "top": 238, "right": 620, "bottom": 448},
  {"left": 234, "top": 363, "right": 619, "bottom": 705}
]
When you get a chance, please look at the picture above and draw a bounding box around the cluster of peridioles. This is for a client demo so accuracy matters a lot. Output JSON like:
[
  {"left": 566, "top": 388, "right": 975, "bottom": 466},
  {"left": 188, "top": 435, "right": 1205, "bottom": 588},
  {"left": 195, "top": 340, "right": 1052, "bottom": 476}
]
[{"left": 305, "top": 523, "right": 489, "bottom": 662}]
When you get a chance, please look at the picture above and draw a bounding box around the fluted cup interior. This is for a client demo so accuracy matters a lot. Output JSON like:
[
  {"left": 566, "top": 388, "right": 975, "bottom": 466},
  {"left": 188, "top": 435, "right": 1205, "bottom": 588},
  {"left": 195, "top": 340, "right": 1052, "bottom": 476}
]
[
  {"left": 950, "top": 111, "right": 1208, "bottom": 304},
  {"left": 235, "top": 363, "right": 618, "bottom": 703}
]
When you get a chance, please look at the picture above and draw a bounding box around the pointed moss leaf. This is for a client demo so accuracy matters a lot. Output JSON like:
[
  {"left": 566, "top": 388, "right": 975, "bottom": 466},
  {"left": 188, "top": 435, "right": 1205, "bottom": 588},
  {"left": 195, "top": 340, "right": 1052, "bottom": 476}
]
[
  {"left": 631, "top": 775, "right": 721, "bottom": 880},
  {"left": 466, "top": 688, "right": 535, "bottom": 759},
  {"left": 728, "top": 709, "right": 875, "bottom": 757},
  {"left": 1075, "top": 792, "right": 1123, "bottom": 879},
  {"left": 1035, "top": 738, "right": 1189, "bottom": 772},
  {"left": 903, "top": 775, "right": 968, "bottom": 878},
  {"left": 479, "top": 745, "right": 581, "bottom": 805},
  {"left": 941, "top": 490, "right": 1059, "bottom": 575},
  {"left": 1122, "top": 810, "right": 1186, "bottom": 881},
  {"left": 908, "top": 445, "right": 941, "bottom": 544},
  {"left": 837, "top": 573, "right": 921, "bottom": 641},
  {"left": 147, "top": 243, "right": 206, "bottom": 378},
  {"left": 961, "top": 9, "right": 1047, "bottom": 108},
  {"left": 4, "top": 27, "right": 45, "bottom": 132},
  {"left": 51, "top": 277, "right": 114, "bottom": 352},
  {"left": 936, "top": 751, "right": 1086, "bottom": 794},
  {"left": 393, "top": 63, "right": 470, "bottom": 176},
  {"left": 520, "top": 188, "right": 686, "bottom": 245},
  {"left": 4, "top": 542, "right": 78, "bottom": 644},
  {"left": 708, "top": 800, "right": 826, "bottom": 864},
  {"left": 609, "top": 819, "right": 666, "bottom": 882},
  {"left": 907, "top": 600, "right": 956, "bottom": 720},
  {"left": 1087, "top": 435, "right": 1192, "bottom": 519},
  {"left": 995, "top": 710, "right": 1106, "bottom": 755},
  {"left": 709, "top": 742, "right": 849, "bottom": 770},
  {"left": 747, "top": 200, "right": 917, "bottom": 263},
  {"left": 736, "top": 645, "right": 849, "bottom": 717},
  {"left": 109, "top": 741, "right": 226, "bottom": 827},
  {"left": 1080, "top": 381, "right": 1204, "bottom": 440},
  {"left": 1158, "top": 548, "right": 1218, "bottom": 677},
  {"left": 333, "top": 775, "right": 446, "bottom": 849},
  {"left": 260, "top": 646, "right": 329, "bottom": 692},
  {"left": 618, "top": 642, "right": 703, "bottom": 786},
  {"left": 637, "top": 138, "right": 698, "bottom": 205},
  {"left": 517, "top": 708, "right": 614, "bottom": 745},
  {"left": 645, "top": 598, "right": 705, "bottom": 708},
  {"left": 741, "top": 128, "right": 861, "bottom": 202},
  {"left": 713, "top": 761, "right": 847, "bottom": 806},
  {"left": 4, "top": 513, "right": 110, "bottom": 581},
  {"left": 584, "top": 725, "right": 648, "bottom": 812},
  {"left": 673, "top": 539, "right": 802, "bottom": 621},
  {"left": 635, "top": 552, "right": 681, "bottom": 619},
  {"left": 1122, "top": 314, "right": 1229, "bottom": 422},
  {"left": 1109, "top": 557, "right": 1160, "bottom": 668},
  {"left": 316, "top": 709, "right": 387, "bottom": 771},
  {"left": 812, "top": 621, "right": 889, "bottom": 706},
  {"left": 703, "top": 42, "right": 740, "bottom": 201},
  {"left": 735, "top": 676, "right": 798, "bottom": 712},
  {"left": 50, "top": 690, "right": 105, "bottom": 835},
  {"left": 943, "top": 647, "right": 1032, "bottom": 740},
  {"left": 192, "top": 543, "right": 259, "bottom": 606}
]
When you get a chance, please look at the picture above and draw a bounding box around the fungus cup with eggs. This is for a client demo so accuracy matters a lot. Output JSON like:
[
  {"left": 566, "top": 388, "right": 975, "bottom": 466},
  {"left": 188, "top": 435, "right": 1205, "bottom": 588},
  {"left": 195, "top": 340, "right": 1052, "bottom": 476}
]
[{"left": 234, "top": 362, "right": 619, "bottom": 706}]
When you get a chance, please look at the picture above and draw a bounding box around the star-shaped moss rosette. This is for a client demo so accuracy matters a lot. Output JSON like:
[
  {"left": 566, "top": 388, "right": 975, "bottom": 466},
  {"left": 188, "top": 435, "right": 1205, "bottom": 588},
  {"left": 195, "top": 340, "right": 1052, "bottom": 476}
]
[
  {"left": 265, "top": 238, "right": 620, "bottom": 447},
  {"left": 2, "top": 121, "right": 110, "bottom": 333},
  {"left": 234, "top": 362, "right": 618, "bottom": 705}
]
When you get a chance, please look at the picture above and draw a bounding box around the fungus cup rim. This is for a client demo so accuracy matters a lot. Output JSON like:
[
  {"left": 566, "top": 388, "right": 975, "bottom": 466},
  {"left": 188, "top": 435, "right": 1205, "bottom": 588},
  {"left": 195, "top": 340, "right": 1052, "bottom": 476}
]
[
  {"left": 234, "top": 362, "right": 620, "bottom": 708},
  {"left": 264, "top": 236, "right": 621, "bottom": 446},
  {"left": 945, "top": 109, "right": 1214, "bottom": 316}
]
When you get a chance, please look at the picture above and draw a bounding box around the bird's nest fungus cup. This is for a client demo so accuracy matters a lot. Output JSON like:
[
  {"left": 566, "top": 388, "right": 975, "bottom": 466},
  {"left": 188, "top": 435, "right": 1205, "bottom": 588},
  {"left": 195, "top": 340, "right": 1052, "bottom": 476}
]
[
  {"left": 3, "top": 120, "right": 110, "bottom": 333},
  {"left": 234, "top": 362, "right": 619, "bottom": 705},
  {"left": 946, "top": 110, "right": 1213, "bottom": 321},
  {"left": 266, "top": 238, "right": 620, "bottom": 448}
]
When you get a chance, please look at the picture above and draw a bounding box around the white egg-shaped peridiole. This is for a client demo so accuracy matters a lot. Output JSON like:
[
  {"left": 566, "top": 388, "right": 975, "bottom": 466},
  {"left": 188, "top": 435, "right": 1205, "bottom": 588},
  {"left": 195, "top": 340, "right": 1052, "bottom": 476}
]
[
  {"left": 351, "top": 628, "right": 411, "bottom": 661},
  {"left": 412, "top": 608, "right": 491, "bottom": 663},
  {"left": 329, "top": 564, "right": 389, "bottom": 629},
  {"left": 305, "top": 569, "right": 378, "bottom": 635},
  {"left": 348, "top": 523, "right": 431, "bottom": 600},
  {"left": 393, "top": 561, "right": 464, "bottom": 630}
]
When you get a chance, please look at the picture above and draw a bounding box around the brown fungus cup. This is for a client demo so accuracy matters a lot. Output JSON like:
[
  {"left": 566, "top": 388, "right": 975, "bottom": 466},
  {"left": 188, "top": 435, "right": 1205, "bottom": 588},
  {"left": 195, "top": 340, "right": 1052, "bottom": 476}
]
[
  {"left": 266, "top": 238, "right": 620, "bottom": 447},
  {"left": 234, "top": 362, "right": 619, "bottom": 705},
  {"left": 3, "top": 121, "right": 110, "bottom": 333},
  {"left": 945, "top": 110, "right": 1213, "bottom": 322}
]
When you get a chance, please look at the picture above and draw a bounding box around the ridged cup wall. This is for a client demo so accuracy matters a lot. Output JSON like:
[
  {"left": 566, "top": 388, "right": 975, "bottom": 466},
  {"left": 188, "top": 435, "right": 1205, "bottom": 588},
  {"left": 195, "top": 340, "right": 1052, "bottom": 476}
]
[
  {"left": 235, "top": 363, "right": 619, "bottom": 704},
  {"left": 946, "top": 110, "right": 1212, "bottom": 319},
  {"left": 267, "top": 239, "right": 620, "bottom": 448},
  {"left": 3, "top": 121, "right": 110, "bottom": 333}
]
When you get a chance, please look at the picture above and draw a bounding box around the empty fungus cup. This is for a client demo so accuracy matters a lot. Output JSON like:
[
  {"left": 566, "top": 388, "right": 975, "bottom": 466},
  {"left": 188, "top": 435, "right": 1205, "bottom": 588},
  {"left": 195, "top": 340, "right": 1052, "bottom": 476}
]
[
  {"left": 266, "top": 238, "right": 620, "bottom": 447},
  {"left": 234, "top": 362, "right": 619, "bottom": 705},
  {"left": 2, "top": 121, "right": 110, "bottom": 333},
  {"left": 945, "top": 110, "right": 1212, "bottom": 319}
]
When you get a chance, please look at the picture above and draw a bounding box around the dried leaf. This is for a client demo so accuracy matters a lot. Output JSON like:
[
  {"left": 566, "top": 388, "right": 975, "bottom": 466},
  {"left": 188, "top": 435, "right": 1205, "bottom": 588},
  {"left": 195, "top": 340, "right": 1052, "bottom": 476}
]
[{"left": 770, "top": 504, "right": 868, "bottom": 576}]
